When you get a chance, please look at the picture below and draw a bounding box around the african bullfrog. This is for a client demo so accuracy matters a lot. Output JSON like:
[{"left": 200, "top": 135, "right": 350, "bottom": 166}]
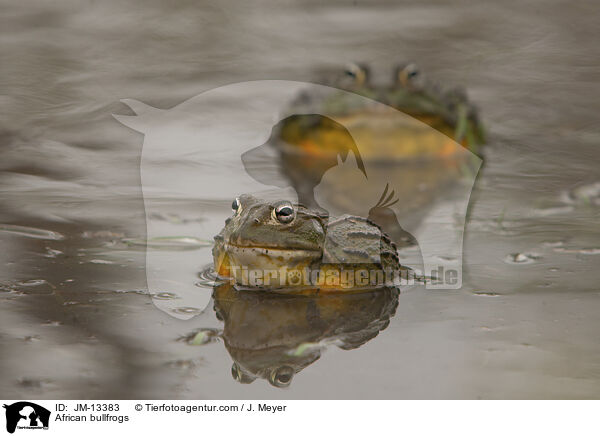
[
  {"left": 280, "top": 62, "right": 485, "bottom": 158},
  {"left": 334, "top": 62, "right": 484, "bottom": 151},
  {"left": 212, "top": 194, "right": 410, "bottom": 290}
]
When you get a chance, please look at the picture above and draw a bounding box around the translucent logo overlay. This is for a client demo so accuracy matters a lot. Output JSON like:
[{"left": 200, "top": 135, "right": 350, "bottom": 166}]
[{"left": 114, "top": 80, "right": 481, "bottom": 319}]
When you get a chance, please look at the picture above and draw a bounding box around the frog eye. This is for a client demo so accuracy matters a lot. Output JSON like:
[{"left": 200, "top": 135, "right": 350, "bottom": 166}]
[
  {"left": 342, "top": 63, "right": 368, "bottom": 86},
  {"left": 396, "top": 63, "right": 420, "bottom": 86},
  {"left": 273, "top": 202, "right": 295, "bottom": 224},
  {"left": 344, "top": 63, "right": 360, "bottom": 77},
  {"left": 268, "top": 366, "right": 294, "bottom": 388},
  {"left": 231, "top": 197, "right": 241, "bottom": 213},
  {"left": 231, "top": 363, "right": 255, "bottom": 384},
  {"left": 407, "top": 69, "right": 419, "bottom": 79}
]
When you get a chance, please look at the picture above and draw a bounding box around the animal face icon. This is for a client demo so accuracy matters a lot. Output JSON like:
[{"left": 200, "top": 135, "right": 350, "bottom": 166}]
[{"left": 3, "top": 402, "right": 50, "bottom": 434}]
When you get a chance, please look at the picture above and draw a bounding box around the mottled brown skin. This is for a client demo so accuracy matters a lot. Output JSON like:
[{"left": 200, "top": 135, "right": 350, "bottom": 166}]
[
  {"left": 213, "top": 194, "right": 403, "bottom": 290},
  {"left": 211, "top": 283, "right": 399, "bottom": 387}
]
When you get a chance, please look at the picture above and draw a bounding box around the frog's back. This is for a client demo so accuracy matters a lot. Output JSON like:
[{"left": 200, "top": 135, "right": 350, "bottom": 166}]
[{"left": 321, "top": 215, "right": 400, "bottom": 272}]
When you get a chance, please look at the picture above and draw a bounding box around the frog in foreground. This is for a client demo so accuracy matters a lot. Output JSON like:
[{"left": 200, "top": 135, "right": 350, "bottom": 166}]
[{"left": 213, "top": 194, "right": 410, "bottom": 291}]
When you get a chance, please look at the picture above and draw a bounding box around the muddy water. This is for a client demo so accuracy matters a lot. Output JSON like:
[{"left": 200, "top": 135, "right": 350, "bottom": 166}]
[{"left": 1, "top": 0, "right": 599, "bottom": 399}]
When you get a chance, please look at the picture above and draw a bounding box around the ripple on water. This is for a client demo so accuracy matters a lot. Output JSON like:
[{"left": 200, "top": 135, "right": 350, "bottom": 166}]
[
  {"left": 467, "top": 219, "right": 520, "bottom": 236},
  {"left": 114, "top": 289, "right": 148, "bottom": 295},
  {"left": 148, "top": 212, "right": 205, "bottom": 224},
  {"left": 152, "top": 292, "right": 178, "bottom": 300},
  {"left": 533, "top": 205, "right": 575, "bottom": 216},
  {"left": 87, "top": 259, "right": 116, "bottom": 265},
  {"left": 164, "top": 359, "right": 202, "bottom": 370},
  {"left": 81, "top": 230, "right": 125, "bottom": 239},
  {"left": 541, "top": 241, "right": 564, "bottom": 248},
  {"left": 553, "top": 247, "right": 600, "bottom": 255},
  {"left": 4, "top": 279, "right": 55, "bottom": 295},
  {"left": 195, "top": 265, "right": 227, "bottom": 288},
  {"left": 41, "top": 321, "right": 62, "bottom": 327},
  {"left": 504, "top": 252, "right": 541, "bottom": 264},
  {"left": 561, "top": 181, "right": 600, "bottom": 206},
  {"left": 0, "top": 224, "right": 64, "bottom": 240},
  {"left": 172, "top": 307, "right": 202, "bottom": 315},
  {"left": 17, "top": 279, "right": 49, "bottom": 287},
  {"left": 122, "top": 236, "right": 212, "bottom": 251},
  {"left": 578, "top": 248, "right": 600, "bottom": 255},
  {"left": 43, "top": 247, "right": 63, "bottom": 258},
  {"left": 472, "top": 291, "right": 500, "bottom": 297}
]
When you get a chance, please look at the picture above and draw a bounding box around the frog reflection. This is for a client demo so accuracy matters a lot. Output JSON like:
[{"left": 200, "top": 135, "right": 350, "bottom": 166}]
[{"left": 201, "top": 284, "right": 399, "bottom": 388}]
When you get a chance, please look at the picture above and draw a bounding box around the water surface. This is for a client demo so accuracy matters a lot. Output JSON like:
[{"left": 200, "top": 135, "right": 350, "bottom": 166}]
[{"left": 1, "top": 0, "right": 599, "bottom": 399}]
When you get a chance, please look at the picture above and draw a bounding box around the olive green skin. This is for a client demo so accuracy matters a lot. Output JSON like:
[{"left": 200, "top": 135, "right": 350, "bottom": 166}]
[
  {"left": 215, "top": 194, "right": 325, "bottom": 253},
  {"left": 212, "top": 283, "right": 399, "bottom": 387},
  {"left": 290, "top": 62, "right": 485, "bottom": 153},
  {"left": 386, "top": 83, "right": 486, "bottom": 152},
  {"left": 212, "top": 194, "right": 403, "bottom": 289}
]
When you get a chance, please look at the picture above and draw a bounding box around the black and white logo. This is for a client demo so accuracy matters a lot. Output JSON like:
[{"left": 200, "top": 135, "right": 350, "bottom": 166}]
[{"left": 3, "top": 402, "right": 50, "bottom": 434}]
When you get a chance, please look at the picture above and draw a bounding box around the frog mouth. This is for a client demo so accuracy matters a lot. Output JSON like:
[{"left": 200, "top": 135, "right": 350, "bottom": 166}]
[{"left": 224, "top": 242, "right": 321, "bottom": 261}]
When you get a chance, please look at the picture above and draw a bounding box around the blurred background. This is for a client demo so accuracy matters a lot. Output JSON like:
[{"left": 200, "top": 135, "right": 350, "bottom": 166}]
[{"left": 0, "top": 0, "right": 599, "bottom": 398}]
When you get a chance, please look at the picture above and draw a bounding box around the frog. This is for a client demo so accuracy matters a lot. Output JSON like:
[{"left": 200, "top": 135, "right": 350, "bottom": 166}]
[
  {"left": 212, "top": 194, "right": 408, "bottom": 291},
  {"left": 388, "top": 62, "right": 486, "bottom": 153},
  {"left": 280, "top": 62, "right": 485, "bottom": 157},
  {"left": 329, "top": 62, "right": 485, "bottom": 152}
]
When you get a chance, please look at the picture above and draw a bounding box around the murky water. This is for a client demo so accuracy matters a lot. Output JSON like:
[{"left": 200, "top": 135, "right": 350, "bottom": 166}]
[{"left": 1, "top": 0, "right": 599, "bottom": 399}]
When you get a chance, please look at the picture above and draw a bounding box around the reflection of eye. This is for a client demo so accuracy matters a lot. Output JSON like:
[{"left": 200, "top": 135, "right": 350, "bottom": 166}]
[
  {"left": 405, "top": 63, "right": 420, "bottom": 80},
  {"left": 269, "top": 366, "right": 294, "bottom": 388},
  {"left": 231, "top": 362, "right": 242, "bottom": 381},
  {"left": 231, "top": 363, "right": 255, "bottom": 384},
  {"left": 273, "top": 203, "right": 295, "bottom": 224},
  {"left": 231, "top": 197, "right": 240, "bottom": 213}
]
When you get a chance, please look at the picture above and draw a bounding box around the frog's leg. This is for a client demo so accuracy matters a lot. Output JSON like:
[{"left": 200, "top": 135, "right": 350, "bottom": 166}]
[
  {"left": 454, "top": 104, "right": 469, "bottom": 146},
  {"left": 454, "top": 103, "right": 486, "bottom": 154}
]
